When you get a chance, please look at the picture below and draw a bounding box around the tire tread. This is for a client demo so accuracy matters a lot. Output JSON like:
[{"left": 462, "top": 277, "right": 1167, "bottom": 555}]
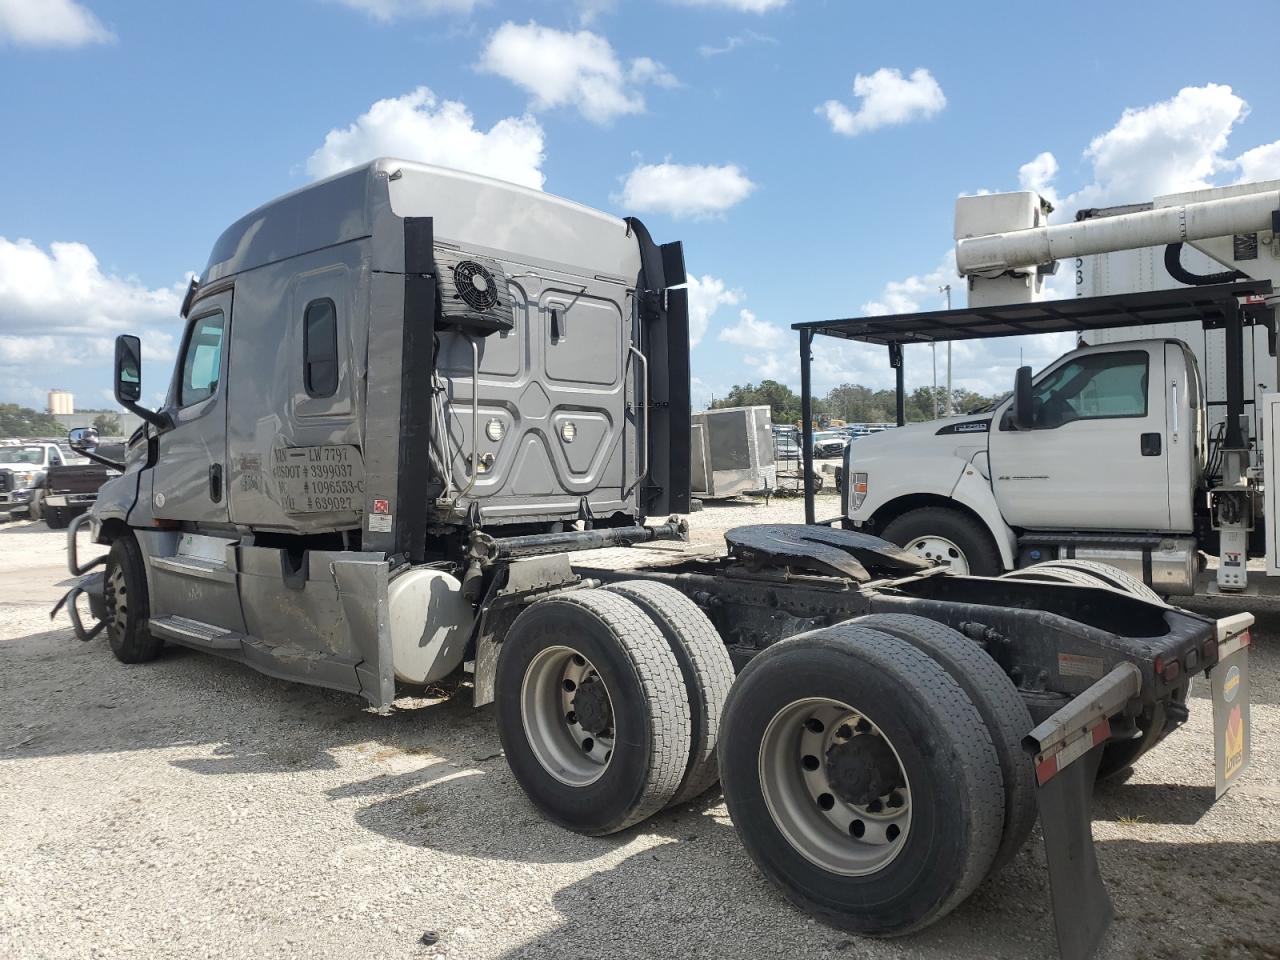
[{"left": 604, "top": 580, "right": 735, "bottom": 805}]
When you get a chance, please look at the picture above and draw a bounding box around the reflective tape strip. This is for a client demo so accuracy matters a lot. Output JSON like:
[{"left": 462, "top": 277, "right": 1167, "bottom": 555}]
[{"left": 1035, "top": 716, "right": 1112, "bottom": 786}]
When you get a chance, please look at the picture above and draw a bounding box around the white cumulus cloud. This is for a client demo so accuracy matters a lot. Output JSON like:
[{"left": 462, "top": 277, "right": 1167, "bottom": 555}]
[
  {"left": 718, "top": 309, "right": 791, "bottom": 380},
  {"left": 0, "top": 238, "right": 182, "bottom": 337},
  {"left": 330, "top": 0, "right": 480, "bottom": 20},
  {"left": 478, "top": 21, "right": 675, "bottom": 124},
  {"left": 819, "top": 67, "right": 946, "bottom": 137},
  {"left": 1235, "top": 140, "right": 1280, "bottom": 183},
  {"left": 670, "top": 0, "right": 788, "bottom": 11},
  {"left": 615, "top": 161, "right": 756, "bottom": 219},
  {"left": 862, "top": 253, "right": 956, "bottom": 317},
  {"left": 683, "top": 274, "right": 740, "bottom": 347},
  {"left": 1066, "top": 83, "right": 1247, "bottom": 210},
  {"left": 0, "top": 237, "right": 186, "bottom": 406},
  {"left": 305, "top": 87, "right": 546, "bottom": 189},
  {"left": 0, "top": 0, "right": 113, "bottom": 47}
]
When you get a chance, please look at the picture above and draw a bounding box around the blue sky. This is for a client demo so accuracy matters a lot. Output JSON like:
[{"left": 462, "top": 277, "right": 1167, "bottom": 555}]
[{"left": 1, "top": 0, "right": 1278, "bottom": 414}]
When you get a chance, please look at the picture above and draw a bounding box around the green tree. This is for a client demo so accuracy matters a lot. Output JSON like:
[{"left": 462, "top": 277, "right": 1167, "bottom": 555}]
[
  {"left": 0, "top": 404, "right": 64, "bottom": 438},
  {"left": 92, "top": 413, "right": 122, "bottom": 436},
  {"left": 712, "top": 380, "right": 821, "bottom": 426}
]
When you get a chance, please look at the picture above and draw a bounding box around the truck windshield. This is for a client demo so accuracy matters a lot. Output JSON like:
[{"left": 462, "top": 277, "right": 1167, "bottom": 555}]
[{"left": 0, "top": 446, "right": 45, "bottom": 464}]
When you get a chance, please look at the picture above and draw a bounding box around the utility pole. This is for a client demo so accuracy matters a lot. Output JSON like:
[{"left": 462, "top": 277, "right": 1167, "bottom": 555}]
[
  {"left": 939, "top": 284, "right": 952, "bottom": 415},
  {"left": 931, "top": 343, "right": 938, "bottom": 418}
]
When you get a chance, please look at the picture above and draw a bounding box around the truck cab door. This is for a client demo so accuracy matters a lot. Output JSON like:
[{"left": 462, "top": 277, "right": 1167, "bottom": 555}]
[
  {"left": 988, "top": 343, "right": 1171, "bottom": 531},
  {"left": 152, "top": 291, "right": 232, "bottom": 525}
]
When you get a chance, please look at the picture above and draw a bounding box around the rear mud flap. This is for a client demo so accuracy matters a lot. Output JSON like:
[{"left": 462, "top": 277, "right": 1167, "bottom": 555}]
[
  {"left": 1036, "top": 740, "right": 1111, "bottom": 960},
  {"left": 1210, "top": 630, "right": 1251, "bottom": 798},
  {"left": 1024, "top": 663, "right": 1141, "bottom": 960}
]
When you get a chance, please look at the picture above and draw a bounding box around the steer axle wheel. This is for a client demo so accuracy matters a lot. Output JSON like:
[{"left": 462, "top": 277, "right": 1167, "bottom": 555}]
[
  {"left": 104, "top": 534, "right": 163, "bottom": 664},
  {"left": 719, "top": 625, "right": 1005, "bottom": 936},
  {"left": 496, "top": 590, "right": 692, "bottom": 836},
  {"left": 880, "top": 506, "right": 1001, "bottom": 577}
]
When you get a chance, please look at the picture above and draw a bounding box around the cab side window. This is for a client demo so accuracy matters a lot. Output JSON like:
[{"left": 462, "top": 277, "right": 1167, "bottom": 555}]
[
  {"left": 180, "top": 311, "right": 226, "bottom": 407},
  {"left": 1032, "top": 351, "right": 1148, "bottom": 428},
  {"left": 303, "top": 298, "right": 338, "bottom": 398}
]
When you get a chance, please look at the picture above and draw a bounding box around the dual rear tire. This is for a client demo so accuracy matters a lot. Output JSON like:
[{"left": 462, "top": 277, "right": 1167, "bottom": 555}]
[
  {"left": 719, "top": 615, "right": 1030, "bottom": 936},
  {"left": 495, "top": 581, "right": 734, "bottom": 836}
]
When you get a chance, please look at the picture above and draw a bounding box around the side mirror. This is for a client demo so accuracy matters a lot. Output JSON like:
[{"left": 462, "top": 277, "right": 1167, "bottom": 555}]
[
  {"left": 68, "top": 427, "right": 99, "bottom": 453},
  {"left": 114, "top": 335, "right": 143, "bottom": 404},
  {"left": 112, "top": 334, "right": 169, "bottom": 429},
  {"left": 1011, "top": 365, "right": 1034, "bottom": 430}
]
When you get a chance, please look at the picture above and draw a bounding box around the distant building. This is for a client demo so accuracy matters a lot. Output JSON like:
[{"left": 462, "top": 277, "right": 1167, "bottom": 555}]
[{"left": 47, "top": 390, "right": 74, "bottom": 415}]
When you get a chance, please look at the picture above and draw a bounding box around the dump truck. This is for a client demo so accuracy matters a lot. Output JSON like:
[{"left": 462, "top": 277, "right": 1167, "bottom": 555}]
[{"left": 55, "top": 160, "right": 1251, "bottom": 960}]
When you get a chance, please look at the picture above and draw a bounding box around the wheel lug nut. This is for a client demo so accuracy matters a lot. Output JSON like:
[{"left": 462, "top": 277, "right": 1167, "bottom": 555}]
[
  {"left": 886, "top": 791, "right": 903, "bottom": 809},
  {"left": 565, "top": 711, "right": 577, "bottom": 724}
]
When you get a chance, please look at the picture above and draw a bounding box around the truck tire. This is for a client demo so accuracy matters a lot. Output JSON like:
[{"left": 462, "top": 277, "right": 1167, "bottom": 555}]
[
  {"left": 104, "top": 535, "right": 163, "bottom": 664},
  {"left": 26, "top": 490, "right": 43, "bottom": 522},
  {"left": 495, "top": 590, "right": 692, "bottom": 836},
  {"left": 604, "top": 580, "right": 735, "bottom": 806},
  {"left": 880, "top": 507, "right": 1000, "bottom": 576},
  {"left": 1021, "top": 559, "right": 1164, "bottom": 604},
  {"left": 849, "top": 614, "right": 1036, "bottom": 872},
  {"left": 45, "top": 507, "right": 68, "bottom": 530},
  {"left": 719, "top": 625, "right": 1004, "bottom": 936}
]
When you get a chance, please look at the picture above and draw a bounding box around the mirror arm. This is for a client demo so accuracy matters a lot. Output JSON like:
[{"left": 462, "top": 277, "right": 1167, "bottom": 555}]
[
  {"left": 119, "top": 400, "right": 171, "bottom": 431},
  {"left": 80, "top": 448, "right": 126, "bottom": 471}
]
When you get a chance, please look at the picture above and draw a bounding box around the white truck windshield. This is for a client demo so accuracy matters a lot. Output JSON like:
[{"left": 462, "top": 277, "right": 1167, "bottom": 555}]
[{"left": 0, "top": 446, "right": 45, "bottom": 465}]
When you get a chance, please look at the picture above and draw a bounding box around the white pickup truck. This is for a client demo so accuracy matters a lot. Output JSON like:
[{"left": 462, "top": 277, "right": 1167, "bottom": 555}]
[
  {"left": 0, "top": 442, "right": 87, "bottom": 521},
  {"left": 842, "top": 336, "right": 1225, "bottom": 594}
]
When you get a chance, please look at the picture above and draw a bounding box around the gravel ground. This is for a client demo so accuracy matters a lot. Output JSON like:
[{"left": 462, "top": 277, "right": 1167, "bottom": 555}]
[{"left": 1, "top": 498, "right": 1277, "bottom": 960}]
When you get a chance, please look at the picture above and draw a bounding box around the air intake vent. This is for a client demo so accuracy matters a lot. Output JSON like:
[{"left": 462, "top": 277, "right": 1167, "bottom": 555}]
[{"left": 436, "top": 249, "right": 515, "bottom": 336}]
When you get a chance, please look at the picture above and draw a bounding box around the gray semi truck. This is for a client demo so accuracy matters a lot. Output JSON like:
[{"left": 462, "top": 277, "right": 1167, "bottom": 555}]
[{"left": 54, "top": 160, "right": 1251, "bottom": 960}]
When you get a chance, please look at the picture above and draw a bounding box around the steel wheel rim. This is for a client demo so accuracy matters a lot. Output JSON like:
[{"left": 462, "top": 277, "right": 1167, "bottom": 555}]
[
  {"left": 759, "top": 697, "right": 912, "bottom": 876},
  {"left": 903, "top": 535, "right": 970, "bottom": 575},
  {"left": 107, "top": 564, "right": 127, "bottom": 643},
  {"left": 520, "top": 645, "right": 616, "bottom": 786}
]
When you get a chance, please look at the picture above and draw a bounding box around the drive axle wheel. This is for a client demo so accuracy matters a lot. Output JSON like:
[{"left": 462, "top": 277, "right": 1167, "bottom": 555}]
[
  {"left": 496, "top": 590, "right": 691, "bottom": 836},
  {"left": 521, "top": 646, "right": 616, "bottom": 785},
  {"left": 760, "top": 699, "right": 912, "bottom": 876},
  {"left": 603, "top": 580, "right": 735, "bottom": 806},
  {"left": 720, "top": 626, "right": 1004, "bottom": 936}
]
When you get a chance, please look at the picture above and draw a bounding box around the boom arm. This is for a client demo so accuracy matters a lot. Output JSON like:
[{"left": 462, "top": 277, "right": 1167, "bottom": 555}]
[{"left": 957, "top": 189, "right": 1280, "bottom": 274}]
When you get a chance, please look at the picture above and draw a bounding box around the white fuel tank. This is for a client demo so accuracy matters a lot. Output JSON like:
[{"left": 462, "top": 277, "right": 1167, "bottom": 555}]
[{"left": 388, "top": 568, "right": 475, "bottom": 684}]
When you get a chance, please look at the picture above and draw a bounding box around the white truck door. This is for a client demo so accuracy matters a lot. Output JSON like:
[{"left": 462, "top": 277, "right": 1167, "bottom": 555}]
[{"left": 988, "top": 343, "right": 1170, "bottom": 530}]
